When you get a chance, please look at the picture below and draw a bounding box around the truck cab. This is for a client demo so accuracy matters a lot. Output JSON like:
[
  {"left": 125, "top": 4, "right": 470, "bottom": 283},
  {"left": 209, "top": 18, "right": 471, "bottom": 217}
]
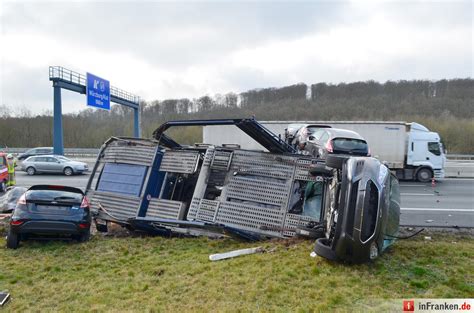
[{"left": 406, "top": 123, "right": 446, "bottom": 182}]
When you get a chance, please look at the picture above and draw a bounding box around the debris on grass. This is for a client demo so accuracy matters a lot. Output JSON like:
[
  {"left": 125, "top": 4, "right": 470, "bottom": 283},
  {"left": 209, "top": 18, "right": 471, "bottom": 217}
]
[{"left": 209, "top": 247, "right": 264, "bottom": 261}]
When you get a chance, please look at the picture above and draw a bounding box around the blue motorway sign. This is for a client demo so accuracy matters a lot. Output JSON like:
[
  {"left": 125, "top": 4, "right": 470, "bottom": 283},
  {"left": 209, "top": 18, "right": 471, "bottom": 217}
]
[{"left": 86, "top": 73, "right": 110, "bottom": 110}]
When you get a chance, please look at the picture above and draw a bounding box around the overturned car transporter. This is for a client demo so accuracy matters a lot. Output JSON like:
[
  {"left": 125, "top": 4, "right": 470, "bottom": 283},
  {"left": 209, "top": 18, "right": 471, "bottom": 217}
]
[{"left": 85, "top": 118, "right": 400, "bottom": 262}]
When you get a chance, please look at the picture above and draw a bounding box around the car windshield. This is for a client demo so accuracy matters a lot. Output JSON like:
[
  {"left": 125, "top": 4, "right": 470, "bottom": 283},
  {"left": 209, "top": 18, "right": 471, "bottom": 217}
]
[
  {"left": 332, "top": 138, "right": 368, "bottom": 154},
  {"left": 26, "top": 190, "right": 82, "bottom": 203},
  {"left": 58, "top": 156, "right": 70, "bottom": 162}
]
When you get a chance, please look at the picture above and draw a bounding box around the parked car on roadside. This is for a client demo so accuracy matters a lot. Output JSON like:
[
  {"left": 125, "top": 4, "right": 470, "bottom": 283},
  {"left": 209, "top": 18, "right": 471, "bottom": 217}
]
[
  {"left": 17, "top": 147, "right": 53, "bottom": 161},
  {"left": 21, "top": 155, "right": 88, "bottom": 176},
  {"left": 6, "top": 185, "right": 91, "bottom": 249},
  {"left": 0, "top": 187, "right": 27, "bottom": 213}
]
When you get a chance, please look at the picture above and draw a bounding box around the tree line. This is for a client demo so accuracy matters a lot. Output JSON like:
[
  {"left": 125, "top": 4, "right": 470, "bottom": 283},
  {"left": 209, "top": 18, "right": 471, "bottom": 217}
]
[{"left": 0, "top": 78, "right": 472, "bottom": 153}]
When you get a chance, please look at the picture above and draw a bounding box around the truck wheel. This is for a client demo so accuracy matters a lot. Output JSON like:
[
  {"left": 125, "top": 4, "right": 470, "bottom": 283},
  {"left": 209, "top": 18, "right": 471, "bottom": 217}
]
[
  {"left": 26, "top": 167, "right": 36, "bottom": 176},
  {"left": 63, "top": 167, "right": 73, "bottom": 176},
  {"left": 416, "top": 168, "right": 432, "bottom": 183},
  {"left": 313, "top": 238, "right": 337, "bottom": 261},
  {"left": 325, "top": 155, "right": 348, "bottom": 170},
  {"left": 6, "top": 230, "right": 20, "bottom": 249}
]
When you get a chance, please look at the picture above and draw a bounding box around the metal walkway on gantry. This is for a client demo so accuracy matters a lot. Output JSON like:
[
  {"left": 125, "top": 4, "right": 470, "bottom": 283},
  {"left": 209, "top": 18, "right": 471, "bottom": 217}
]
[{"left": 49, "top": 66, "right": 141, "bottom": 155}]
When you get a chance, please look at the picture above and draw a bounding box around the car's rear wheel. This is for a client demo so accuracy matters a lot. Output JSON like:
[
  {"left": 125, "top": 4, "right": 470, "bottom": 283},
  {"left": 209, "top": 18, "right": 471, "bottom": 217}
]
[
  {"left": 77, "top": 229, "right": 90, "bottom": 242},
  {"left": 6, "top": 230, "right": 20, "bottom": 249},
  {"left": 26, "top": 167, "right": 36, "bottom": 176},
  {"left": 325, "top": 155, "right": 348, "bottom": 170},
  {"left": 314, "top": 238, "right": 337, "bottom": 261},
  {"left": 63, "top": 167, "right": 73, "bottom": 176}
]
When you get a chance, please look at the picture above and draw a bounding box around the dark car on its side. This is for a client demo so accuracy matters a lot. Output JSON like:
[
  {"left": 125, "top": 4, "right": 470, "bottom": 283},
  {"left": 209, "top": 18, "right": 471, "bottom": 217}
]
[
  {"left": 6, "top": 185, "right": 91, "bottom": 249},
  {"left": 17, "top": 147, "right": 53, "bottom": 161},
  {"left": 310, "top": 155, "right": 400, "bottom": 263}
]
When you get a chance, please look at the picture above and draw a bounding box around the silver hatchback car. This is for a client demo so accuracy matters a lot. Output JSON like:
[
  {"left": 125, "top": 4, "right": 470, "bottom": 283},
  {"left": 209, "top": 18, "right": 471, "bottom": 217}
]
[{"left": 21, "top": 155, "right": 89, "bottom": 176}]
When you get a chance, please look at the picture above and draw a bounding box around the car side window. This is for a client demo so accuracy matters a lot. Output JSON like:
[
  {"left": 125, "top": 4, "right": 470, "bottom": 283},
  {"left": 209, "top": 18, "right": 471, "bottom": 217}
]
[
  {"left": 312, "top": 129, "right": 325, "bottom": 140},
  {"left": 36, "top": 157, "right": 46, "bottom": 162},
  {"left": 1, "top": 157, "right": 5, "bottom": 166},
  {"left": 46, "top": 157, "right": 57, "bottom": 163},
  {"left": 319, "top": 132, "right": 330, "bottom": 144}
]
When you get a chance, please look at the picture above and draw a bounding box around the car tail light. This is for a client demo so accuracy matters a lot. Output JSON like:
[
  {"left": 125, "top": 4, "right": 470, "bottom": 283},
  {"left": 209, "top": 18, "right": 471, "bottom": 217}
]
[
  {"left": 78, "top": 223, "right": 90, "bottom": 229},
  {"left": 17, "top": 194, "right": 26, "bottom": 205},
  {"left": 10, "top": 220, "right": 24, "bottom": 226},
  {"left": 325, "top": 140, "right": 334, "bottom": 153},
  {"left": 80, "top": 196, "right": 90, "bottom": 209}
]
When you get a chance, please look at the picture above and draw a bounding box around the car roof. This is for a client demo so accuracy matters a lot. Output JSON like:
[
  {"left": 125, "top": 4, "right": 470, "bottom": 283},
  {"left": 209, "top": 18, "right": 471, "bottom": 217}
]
[
  {"left": 26, "top": 154, "right": 65, "bottom": 159},
  {"left": 326, "top": 128, "right": 365, "bottom": 140}
]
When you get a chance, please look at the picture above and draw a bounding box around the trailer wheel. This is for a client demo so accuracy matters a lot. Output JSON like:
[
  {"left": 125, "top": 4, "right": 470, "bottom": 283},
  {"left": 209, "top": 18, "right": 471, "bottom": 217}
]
[
  {"left": 295, "top": 226, "right": 325, "bottom": 239},
  {"left": 309, "top": 164, "right": 332, "bottom": 177},
  {"left": 325, "top": 155, "right": 348, "bottom": 170},
  {"left": 313, "top": 238, "right": 337, "bottom": 261},
  {"left": 416, "top": 167, "right": 432, "bottom": 183}
]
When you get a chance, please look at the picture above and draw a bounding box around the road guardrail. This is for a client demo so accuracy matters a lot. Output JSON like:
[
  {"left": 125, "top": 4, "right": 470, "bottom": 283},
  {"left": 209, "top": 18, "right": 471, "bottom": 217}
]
[{"left": 2, "top": 148, "right": 100, "bottom": 157}]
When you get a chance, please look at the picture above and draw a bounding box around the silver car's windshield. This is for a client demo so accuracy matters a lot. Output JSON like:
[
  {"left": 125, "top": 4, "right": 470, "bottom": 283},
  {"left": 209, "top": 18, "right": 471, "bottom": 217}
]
[{"left": 58, "top": 156, "right": 70, "bottom": 162}]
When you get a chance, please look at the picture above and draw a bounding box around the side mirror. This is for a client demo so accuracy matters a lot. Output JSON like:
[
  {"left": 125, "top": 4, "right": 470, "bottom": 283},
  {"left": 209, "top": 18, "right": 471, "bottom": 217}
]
[{"left": 308, "top": 136, "right": 315, "bottom": 141}]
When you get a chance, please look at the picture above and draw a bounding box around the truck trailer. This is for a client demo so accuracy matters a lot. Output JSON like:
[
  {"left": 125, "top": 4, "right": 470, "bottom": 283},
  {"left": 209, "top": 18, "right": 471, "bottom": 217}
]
[{"left": 203, "top": 121, "right": 446, "bottom": 182}]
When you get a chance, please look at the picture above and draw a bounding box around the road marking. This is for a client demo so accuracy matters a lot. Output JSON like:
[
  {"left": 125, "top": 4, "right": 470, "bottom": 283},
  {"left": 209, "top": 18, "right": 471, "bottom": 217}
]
[
  {"left": 401, "top": 208, "right": 474, "bottom": 212},
  {"left": 401, "top": 193, "right": 434, "bottom": 196}
]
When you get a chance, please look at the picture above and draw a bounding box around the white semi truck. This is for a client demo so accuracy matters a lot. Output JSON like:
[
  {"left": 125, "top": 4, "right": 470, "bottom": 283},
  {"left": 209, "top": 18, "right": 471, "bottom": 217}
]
[{"left": 202, "top": 121, "right": 446, "bottom": 182}]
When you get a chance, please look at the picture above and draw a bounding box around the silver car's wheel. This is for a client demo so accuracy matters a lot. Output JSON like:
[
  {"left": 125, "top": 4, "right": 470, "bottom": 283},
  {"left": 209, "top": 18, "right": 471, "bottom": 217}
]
[
  {"left": 26, "top": 167, "right": 36, "bottom": 176},
  {"left": 63, "top": 167, "right": 73, "bottom": 176}
]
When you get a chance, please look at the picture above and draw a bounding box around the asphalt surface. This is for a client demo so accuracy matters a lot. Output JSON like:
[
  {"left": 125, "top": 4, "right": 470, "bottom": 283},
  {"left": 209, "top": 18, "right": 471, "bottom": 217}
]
[{"left": 10, "top": 170, "right": 474, "bottom": 229}]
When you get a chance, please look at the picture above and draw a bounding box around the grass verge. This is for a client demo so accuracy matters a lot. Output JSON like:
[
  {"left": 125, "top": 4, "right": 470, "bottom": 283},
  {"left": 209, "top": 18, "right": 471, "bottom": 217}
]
[{"left": 0, "top": 232, "right": 472, "bottom": 312}]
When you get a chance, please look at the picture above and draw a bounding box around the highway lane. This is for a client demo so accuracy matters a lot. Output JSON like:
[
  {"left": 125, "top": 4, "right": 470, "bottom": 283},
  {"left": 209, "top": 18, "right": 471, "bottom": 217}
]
[
  {"left": 9, "top": 172, "right": 474, "bottom": 229},
  {"left": 399, "top": 178, "right": 473, "bottom": 228}
]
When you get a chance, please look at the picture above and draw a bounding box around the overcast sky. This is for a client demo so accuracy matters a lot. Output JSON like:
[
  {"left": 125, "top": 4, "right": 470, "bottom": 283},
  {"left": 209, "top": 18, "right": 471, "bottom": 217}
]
[{"left": 0, "top": 0, "right": 472, "bottom": 114}]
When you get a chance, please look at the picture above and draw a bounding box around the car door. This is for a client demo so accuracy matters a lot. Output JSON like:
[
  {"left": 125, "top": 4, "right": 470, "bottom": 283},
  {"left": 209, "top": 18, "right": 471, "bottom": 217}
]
[
  {"left": 34, "top": 157, "right": 48, "bottom": 172},
  {"left": 45, "top": 157, "right": 61, "bottom": 173}
]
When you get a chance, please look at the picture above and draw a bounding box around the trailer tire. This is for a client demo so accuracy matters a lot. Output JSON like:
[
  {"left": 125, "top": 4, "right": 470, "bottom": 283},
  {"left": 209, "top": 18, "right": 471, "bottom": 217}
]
[
  {"left": 295, "top": 226, "right": 325, "bottom": 239},
  {"left": 416, "top": 167, "right": 432, "bottom": 183},
  {"left": 314, "top": 238, "right": 337, "bottom": 261},
  {"left": 309, "top": 164, "right": 332, "bottom": 177},
  {"left": 325, "top": 155, "right": 348, "bottom": 170}
]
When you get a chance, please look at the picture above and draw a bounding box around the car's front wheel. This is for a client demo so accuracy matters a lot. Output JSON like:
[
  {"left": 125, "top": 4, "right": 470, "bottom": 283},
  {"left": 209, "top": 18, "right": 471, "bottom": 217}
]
[
  {"left": 26, "top": 167, "right": 36, "bottom": 176},
  {"left": 6, "top": 230, "right": 20, "bottom": 249},
  {"left": 314, "top": 238, "right": 337, "bottom": 261},
  {"left": 63, "top": 167, "right": 73, "bottom": 176}
]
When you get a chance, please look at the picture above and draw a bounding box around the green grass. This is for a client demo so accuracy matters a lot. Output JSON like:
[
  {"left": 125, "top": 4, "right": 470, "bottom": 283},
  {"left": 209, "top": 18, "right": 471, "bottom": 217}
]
[{"left": 0, "top": 233, "right": 472, "bottom": 312}]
